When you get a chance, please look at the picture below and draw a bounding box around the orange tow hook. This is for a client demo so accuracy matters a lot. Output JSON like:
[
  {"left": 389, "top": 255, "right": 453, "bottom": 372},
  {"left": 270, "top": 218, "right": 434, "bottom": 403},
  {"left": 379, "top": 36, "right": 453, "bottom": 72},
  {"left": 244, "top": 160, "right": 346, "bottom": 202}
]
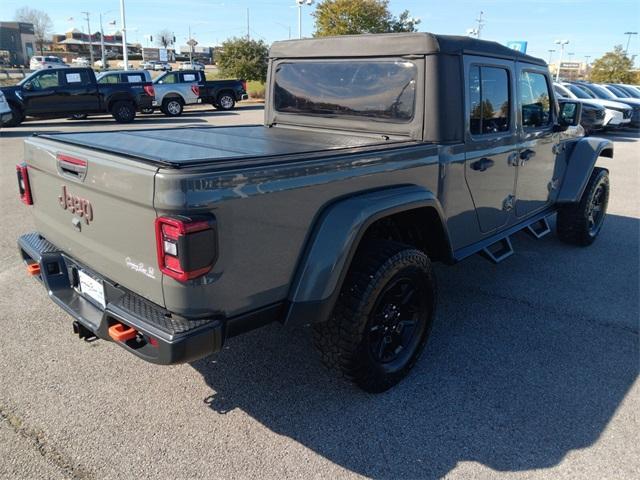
[
  {"left": 108, "top": 323, "right": 138, "bottom": 342},
  {"left": 26, "top": 263, "right": 41, "bottom": 276}
]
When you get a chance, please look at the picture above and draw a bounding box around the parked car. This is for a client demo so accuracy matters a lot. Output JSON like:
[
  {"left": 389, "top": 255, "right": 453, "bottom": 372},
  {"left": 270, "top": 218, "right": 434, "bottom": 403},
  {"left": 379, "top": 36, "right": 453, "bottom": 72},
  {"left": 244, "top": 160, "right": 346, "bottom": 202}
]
[
  {"left": 608, "top": 84, "right": 640, "bottom": 99},
  {"left": 96, "top": 69, "right": 153, "bottom": 84},
  {"left": 141, "top": 60, "right": 155, "bottom": 70},
  {"left": 71, "top": 57, "right": 91, "bottom": 67},
  {"left": 15, "top": 33, "right": 612, "bottom": 393},
  {"left": 29, "top": 56, "right": 69, "bottom": 70},
  {"left": 93, "top": 59, "right": 107, "bottom": 69},
  {"left": 0, "top": 90, "right": 12, "bottom": 126},
  {"left": 179, "top": 61, "right": 205, "bottom": 71},
  {"left": 558, "top": 82, "right": 632, "bottom": 128},
  {"left": 570, "top": 82, "right": 640, "bottom": 126},
  {"left": 554, "top": 83, "right": 617, "bottom": 133},
  {"left": 0, "top": 67, "right": 154, "bottom": 126},
  {"left": 117, "top": 61, "right": 135, "bottom": 69}
]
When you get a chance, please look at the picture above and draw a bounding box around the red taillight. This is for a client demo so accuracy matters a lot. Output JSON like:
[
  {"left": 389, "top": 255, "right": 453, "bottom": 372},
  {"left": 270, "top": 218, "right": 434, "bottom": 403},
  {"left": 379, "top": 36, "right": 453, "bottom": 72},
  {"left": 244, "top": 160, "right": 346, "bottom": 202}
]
[
  {"left": 191, "top": 84, "right": 200, "bottom": 96},
  {"left": 241, "top": 80, "right": 247, "bottom": 92},
  {"left": 144, "top": 84, "right": 155, "bottom": 97},
  {"left": 16, "top": 163, "right": 33, "bottom": 205},
  {"left": 155, "top": 215, "right": 217, "bottom": 282}
]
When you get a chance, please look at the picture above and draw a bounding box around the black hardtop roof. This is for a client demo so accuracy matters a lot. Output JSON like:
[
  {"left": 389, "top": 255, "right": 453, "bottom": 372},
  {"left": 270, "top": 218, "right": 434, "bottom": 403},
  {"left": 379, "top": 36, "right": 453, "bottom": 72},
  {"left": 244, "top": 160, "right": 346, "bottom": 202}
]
[{"left": 270, "top": 32, "right": 545, "bottom": 66}]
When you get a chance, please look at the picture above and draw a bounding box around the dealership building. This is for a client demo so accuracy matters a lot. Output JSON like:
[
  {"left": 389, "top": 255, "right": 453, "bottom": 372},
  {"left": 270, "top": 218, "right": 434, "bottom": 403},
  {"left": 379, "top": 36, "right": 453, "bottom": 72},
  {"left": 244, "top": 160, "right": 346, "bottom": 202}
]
[
  {"left": 0, "top": 21, "right": 36, "bottom": 66},
  {"left": 50, "top": 28, "right": 139, "bottom": 58}
]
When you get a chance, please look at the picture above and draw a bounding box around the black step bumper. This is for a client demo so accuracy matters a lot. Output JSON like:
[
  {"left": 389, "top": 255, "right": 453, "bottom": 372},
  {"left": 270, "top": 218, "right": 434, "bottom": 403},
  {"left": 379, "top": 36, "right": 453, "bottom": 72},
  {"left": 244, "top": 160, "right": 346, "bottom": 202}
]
[{"left": 18, "top": 232, "right": 223, "bottom": 365}]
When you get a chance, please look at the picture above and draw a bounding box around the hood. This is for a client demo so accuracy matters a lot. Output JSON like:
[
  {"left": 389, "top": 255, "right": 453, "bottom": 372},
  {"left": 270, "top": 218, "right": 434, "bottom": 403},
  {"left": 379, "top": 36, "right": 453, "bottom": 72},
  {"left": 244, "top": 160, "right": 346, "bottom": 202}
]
[
  {"left": 586, "top": 98, "right": 632, "bottom": 110},
  {"left": 0, "top": 85, "right": 20, "bottom": 95}
]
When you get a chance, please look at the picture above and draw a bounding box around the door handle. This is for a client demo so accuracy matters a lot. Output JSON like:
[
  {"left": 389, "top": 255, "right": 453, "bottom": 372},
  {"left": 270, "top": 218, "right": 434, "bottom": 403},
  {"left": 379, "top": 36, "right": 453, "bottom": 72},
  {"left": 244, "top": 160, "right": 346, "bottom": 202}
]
[
  {"left": 470, "top": 157, "right": 494, "bottom": 172},
  {"left": 520, "top": 149, "right": 536, "bottom": 163}
]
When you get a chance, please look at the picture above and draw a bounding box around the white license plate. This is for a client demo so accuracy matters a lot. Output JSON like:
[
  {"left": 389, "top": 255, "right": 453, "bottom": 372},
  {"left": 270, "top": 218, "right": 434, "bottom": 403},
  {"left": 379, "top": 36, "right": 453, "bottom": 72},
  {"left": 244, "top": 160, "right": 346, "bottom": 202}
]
[{"left": 78, "top": 270, "right": 106, "bottom": 308}]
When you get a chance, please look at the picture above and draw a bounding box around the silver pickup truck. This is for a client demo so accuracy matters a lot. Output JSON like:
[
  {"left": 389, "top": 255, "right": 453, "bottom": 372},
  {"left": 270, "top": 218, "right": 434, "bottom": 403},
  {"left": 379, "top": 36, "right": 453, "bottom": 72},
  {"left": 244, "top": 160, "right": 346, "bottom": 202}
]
[
  {"left": 16, "top": 33, "right": 612, "bottom": 392},
  {"left": 151, "top": 70, "right": 202, "bottom": 116}
]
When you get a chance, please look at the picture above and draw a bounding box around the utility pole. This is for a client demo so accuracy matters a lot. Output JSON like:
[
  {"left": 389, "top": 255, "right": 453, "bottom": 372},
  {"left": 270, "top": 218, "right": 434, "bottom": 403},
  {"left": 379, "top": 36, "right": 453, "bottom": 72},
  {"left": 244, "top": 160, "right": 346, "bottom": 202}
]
[
  {"left": 624, "top": 31, "right": 638, "bottom": 54},
  {"left": 547, "top": 49, "right": 555, "bottom": 64},
  {"left": 584, "top": 55, "right": 591, "bottom": 81},
  {"left": 99, "top": 12, "right": 108, "bottom": 70},
  {"left": 296, "top": 0, "right": 313, "bottom": 39},
  {"left": 81, "top": 12, "right": 94, "bottom": 65},
  {"left": 554, "top": 39, "right": 569, "bottom": 82},
  {"left": 475, "top": 11, "right": 485, "bottom": 39},
  {"left": 120, "top": 0, "right": 129, "bottom": 70},
  {"left": 247, "top": 8, "right": 250, "bottom": 39}
]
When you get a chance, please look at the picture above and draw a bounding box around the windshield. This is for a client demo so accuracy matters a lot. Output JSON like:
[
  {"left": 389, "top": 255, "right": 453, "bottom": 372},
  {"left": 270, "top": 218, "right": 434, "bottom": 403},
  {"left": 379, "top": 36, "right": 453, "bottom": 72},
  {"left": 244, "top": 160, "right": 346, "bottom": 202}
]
[
  {"left": 583, "top": 84, "right": 616, "bottom": 99},
  {"left": 606, "top": 85, "right": 629, "bottom": 98},
  {"left": 619, "top": 85, "right": 640, "bottom": 98},
  {"left": 274, "top": 60, "right": 417, "bottom": 123},
  {"left": 565, "top": 84, "right": 593, "bottom": 99}
]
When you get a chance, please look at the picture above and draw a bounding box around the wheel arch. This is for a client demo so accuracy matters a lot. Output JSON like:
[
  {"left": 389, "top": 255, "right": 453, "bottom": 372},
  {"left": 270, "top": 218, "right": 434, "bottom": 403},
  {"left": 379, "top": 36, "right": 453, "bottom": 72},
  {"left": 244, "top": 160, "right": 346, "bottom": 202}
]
[
  {"left": 556, "top": 136, "right": 613, "bottom": 204},
  {"left": 284, "top": 185, "right": 452, "bottom": 326},
  {"left": 106, "top": 93, "right": 134, "bottom": 111}
]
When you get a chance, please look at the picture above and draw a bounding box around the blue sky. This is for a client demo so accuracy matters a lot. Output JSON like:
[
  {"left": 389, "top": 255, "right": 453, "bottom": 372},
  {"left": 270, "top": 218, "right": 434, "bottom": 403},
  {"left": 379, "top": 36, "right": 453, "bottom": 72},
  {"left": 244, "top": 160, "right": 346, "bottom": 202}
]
[{"left": 1, "top": 0, "right": 638, "bottom": 64}]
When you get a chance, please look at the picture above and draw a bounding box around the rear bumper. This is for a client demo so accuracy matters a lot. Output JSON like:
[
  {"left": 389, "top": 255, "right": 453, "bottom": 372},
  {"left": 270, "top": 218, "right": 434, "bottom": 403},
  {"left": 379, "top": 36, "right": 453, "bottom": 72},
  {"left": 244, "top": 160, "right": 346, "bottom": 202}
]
[{"left": 18, "top": 232, "right": 223, "bottom": 365}]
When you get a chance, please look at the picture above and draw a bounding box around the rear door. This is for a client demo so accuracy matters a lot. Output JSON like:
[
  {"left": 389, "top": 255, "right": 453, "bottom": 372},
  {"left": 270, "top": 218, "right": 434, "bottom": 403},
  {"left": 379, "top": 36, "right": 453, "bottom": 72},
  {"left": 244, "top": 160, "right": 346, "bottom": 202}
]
[
  {"left": 24, "top": 137, "right": 164, "bottom": 306},
  {"left": 515, "top": 65, "right": 559, "bottom": 217},
  {"left": 60, "top": 69, "right": 100, "bottom": 112},
  {"left": 464, "top": 56, "right": 518, "bottom": 233}
]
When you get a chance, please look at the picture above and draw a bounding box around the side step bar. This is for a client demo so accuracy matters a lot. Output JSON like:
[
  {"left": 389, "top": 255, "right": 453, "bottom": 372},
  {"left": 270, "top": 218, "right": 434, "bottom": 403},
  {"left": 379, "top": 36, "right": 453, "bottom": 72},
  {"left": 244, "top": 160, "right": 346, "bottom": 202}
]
[
  {"left": 481, "top": 237, "right": 514, "bottom": 264},
  {"left": 526, "top": 217, "right": 551, "bottom": 239}
]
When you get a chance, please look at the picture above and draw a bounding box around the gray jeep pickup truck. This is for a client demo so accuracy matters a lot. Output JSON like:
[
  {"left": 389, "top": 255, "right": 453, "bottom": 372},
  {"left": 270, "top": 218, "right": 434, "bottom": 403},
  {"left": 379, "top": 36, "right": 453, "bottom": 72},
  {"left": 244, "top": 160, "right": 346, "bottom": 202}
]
[{"left": 16, "top": 33, "right": 612, "bottom": 392}]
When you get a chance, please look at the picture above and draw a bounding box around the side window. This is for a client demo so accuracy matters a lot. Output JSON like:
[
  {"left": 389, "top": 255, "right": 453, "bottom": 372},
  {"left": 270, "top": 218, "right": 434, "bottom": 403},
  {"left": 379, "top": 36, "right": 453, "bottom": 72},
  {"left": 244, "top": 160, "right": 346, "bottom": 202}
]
[
  {"left": 31, "top": 71, "right": 59, "bottom": 90},
  {"left": 64, "top": 70, "right": 90, "bottom": 85},
  {"left": 160, "top": 73, "right": 177, "bottom": 84},
  {"left": 520, "top": 71, "right": 552, "bottom": 128},
  {"left": 98, "top": 75, "right": 118, "bottom": 84},
  {"left": 181, "top": 73, "right": 197, "bottom": 83},
  {"left": 469, "top": 65, "right": 510, "bottom": 135},
  {"left": 125, "top": 74, "right": 143, "bottom": 83}
]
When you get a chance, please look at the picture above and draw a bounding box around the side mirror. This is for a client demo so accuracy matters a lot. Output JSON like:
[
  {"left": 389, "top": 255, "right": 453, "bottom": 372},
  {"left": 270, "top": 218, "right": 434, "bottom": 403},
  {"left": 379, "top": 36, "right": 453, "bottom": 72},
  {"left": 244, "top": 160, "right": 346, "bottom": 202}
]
[
  {"left": 23, "top": 82, "right": 33, "bottom": 91},
  {"left": 558, "top": 100, "right": 582, "bottom": 128}
]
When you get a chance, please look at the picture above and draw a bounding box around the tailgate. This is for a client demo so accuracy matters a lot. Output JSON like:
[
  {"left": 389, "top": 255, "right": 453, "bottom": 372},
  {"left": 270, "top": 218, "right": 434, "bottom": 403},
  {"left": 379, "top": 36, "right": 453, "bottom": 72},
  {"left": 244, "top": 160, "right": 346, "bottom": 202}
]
[{"left": 23, "top": 136, "right": 163, "bottom": 307}]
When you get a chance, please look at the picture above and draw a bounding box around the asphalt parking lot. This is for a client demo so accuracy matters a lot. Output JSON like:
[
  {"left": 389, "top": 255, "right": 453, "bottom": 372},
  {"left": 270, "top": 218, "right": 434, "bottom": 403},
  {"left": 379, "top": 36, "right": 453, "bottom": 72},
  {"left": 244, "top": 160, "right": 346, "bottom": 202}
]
[{"left": 0, "top": 107, "right": 638, "bottom": 480}]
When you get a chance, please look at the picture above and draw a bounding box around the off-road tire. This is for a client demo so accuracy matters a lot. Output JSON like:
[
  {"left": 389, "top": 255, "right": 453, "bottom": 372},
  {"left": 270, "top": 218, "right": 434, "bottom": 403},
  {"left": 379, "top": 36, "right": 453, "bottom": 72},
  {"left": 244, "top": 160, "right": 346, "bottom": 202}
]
[
  {"left": 557, "top": 167, "right": 609, "bottom": 246},
  {"left": 4, "top": 104, "right": 24, "bottom": 127},
  {"left": 313, "top": 240, "right": 436, "bottom": 393},
  {"left": 215, "top": 92, "right": 235, "bottom": 111},
  {"left": 161, "top": 98, "right": 183, "bottom": 117},
  {"left": 110, "top": 101, "right": 136, "bottom": 123}
]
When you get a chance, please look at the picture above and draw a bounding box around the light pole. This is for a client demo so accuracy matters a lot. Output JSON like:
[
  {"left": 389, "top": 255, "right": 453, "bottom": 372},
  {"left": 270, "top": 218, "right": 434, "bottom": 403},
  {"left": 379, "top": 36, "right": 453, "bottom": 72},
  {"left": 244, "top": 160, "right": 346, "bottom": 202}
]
[
  {"left": 554, "top": 39, "right": 569, "bottom": 82},
  {"left": 119, "top": 0, "right": 129, "bottom": 70},
  {"left": 475, "top": 11, "right": 485, "bottom": 39},
  {"left": 296, "top": 0, "right": 313, "bottom": 39},
  {"left": 624, "top": 31, "right": 638, "bottom": 54},
  {"left": 81, "top": 11, "right": 94, "bottom": 65},
  {"left": 547, "top": 49, "right": 555, "bottom": 64},
  {"left": 99, "top": 11, "right": 113, "bottom": 70}
]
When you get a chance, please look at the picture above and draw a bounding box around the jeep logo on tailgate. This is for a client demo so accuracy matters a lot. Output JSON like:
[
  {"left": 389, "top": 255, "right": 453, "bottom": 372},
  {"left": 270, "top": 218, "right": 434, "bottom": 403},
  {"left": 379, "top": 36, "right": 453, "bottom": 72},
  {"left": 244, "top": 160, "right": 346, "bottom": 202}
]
[{"left": 59, "top": 185, "right": 93, "bottom": 224}]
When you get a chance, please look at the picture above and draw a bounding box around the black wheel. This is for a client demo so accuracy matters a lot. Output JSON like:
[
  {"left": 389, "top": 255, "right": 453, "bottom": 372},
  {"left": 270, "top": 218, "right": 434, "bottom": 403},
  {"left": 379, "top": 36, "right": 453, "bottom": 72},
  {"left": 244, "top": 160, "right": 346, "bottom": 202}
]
[
  {"left": 557, "top": 167, "right": 609, "bottom": 246},
  {"left": 69, "top": 113, "right": 88, "bottom": 120},
  {"left": 140, "top": 107, "right": 154, "bottom": 115},
  {"left": 216, "top": 92, "right": 235, "bottom": 110},
  {"left": 4, "top": 104, "right": 24, "bottom": 127},
  {"left": 161, "top": 98, "right": 183, "bottom": 116},
  {"left": 313, "top": 240, "right": 436, "bottom": 393},
  {"left": 110, "top": 101, "right": 136, "bottom": 123}
]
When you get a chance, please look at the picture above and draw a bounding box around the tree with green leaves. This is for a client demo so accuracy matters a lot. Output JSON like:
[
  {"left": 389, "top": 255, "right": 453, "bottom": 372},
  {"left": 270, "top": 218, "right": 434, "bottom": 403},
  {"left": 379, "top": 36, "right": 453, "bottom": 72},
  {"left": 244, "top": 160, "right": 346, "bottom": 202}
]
[
  {"left": 313, "top": 0, "right": 420, "bottom": 37},
  {"left": 216, "top": 38, "right": 268, "bottom": 83},
  {"left": 14, "top": 7, "right": 52, "bottom": 55},
  {"left": 589, "top": 45, "right": 635, "bottom": 83}
]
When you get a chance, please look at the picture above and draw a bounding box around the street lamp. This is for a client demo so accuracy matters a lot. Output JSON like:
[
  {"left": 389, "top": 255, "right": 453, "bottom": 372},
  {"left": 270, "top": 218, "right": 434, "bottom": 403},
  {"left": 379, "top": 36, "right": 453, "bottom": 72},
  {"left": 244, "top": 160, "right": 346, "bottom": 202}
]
[
  {"left": 624, "top": 31, "right": 638, "bottom": 54},
  {"left": 120, "top": 0, "right": 129, "bottom": 70},
  {"left": 296, "top": 0, "right": 314, "bottom": 39},
  {"left": 554, "top": 39, "right": 569, "bottom": 82},
  {"left": 99, "top": 11, "right": 114, "bottom": 70},
  {"left": 547, "top": 49, "right": 555, "bottom": 64}
]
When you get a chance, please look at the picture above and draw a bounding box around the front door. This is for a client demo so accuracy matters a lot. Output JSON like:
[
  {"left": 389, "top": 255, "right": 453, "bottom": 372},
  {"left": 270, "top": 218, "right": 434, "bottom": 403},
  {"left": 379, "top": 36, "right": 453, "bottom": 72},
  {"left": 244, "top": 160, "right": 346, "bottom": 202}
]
[
  {"left": 515, "top": 66, "right": 559, "bottom": 217},
  {"left": 22, "top": 70, "right": 64, "bottom": 115},
  {"left": 464, "top": 57, "right": 518, "bottom": 233}
]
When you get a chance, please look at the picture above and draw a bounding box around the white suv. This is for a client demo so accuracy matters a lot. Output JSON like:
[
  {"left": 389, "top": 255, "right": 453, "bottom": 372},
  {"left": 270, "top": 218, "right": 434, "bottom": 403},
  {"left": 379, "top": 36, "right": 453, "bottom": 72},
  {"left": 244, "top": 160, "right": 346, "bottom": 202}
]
[{"left": 30, "top": 56, "right": 69, "bottom": 70}]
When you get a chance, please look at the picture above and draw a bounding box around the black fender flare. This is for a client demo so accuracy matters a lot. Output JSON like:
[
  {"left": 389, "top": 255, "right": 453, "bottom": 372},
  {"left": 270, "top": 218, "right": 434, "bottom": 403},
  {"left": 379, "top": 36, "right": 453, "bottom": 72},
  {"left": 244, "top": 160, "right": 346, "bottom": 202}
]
[
  {"left": 106, "top": 93, "right": 135, "bottom": 111},
  {"left": 556, "top": 137, "right": 613, "bottom": 204},
  {"left": 284, "top": 185, "right": 451, "bottom": 326}
]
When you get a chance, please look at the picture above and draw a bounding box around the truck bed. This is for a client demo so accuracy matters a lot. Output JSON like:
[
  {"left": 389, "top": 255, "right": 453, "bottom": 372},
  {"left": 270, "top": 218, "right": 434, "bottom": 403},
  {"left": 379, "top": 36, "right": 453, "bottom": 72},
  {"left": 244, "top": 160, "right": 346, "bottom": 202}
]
[{"left": 37, "top": 125, "right": 413, "bottom": 169}]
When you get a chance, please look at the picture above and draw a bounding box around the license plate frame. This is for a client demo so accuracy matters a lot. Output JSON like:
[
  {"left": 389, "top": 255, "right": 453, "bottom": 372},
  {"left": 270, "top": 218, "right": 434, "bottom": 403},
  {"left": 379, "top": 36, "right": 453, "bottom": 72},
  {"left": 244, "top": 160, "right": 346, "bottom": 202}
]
[{"left": 78, "top": 269, "right": 106, "bottom": 309}]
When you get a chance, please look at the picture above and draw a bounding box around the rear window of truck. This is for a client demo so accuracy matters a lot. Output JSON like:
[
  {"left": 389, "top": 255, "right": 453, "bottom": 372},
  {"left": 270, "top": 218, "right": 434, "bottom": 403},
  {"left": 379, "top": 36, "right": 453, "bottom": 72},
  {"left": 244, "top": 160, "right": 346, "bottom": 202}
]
[{"left": 273, "top": 60, "right": 417, "bottom": 122}]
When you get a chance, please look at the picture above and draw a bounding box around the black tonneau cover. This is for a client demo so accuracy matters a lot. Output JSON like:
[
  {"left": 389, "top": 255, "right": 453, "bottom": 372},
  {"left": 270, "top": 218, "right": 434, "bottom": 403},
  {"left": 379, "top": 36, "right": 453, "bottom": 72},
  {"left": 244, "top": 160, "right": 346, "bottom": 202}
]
[{"left": 37, "top": 125, "right": 409, "bottom": 168}]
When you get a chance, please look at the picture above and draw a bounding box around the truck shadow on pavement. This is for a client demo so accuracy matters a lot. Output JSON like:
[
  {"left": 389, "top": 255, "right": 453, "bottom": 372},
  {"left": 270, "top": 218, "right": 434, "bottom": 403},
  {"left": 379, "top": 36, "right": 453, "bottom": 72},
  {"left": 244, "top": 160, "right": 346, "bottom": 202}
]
[{"left": 191, "top": 213, "right": 638, "bottom": 479}]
